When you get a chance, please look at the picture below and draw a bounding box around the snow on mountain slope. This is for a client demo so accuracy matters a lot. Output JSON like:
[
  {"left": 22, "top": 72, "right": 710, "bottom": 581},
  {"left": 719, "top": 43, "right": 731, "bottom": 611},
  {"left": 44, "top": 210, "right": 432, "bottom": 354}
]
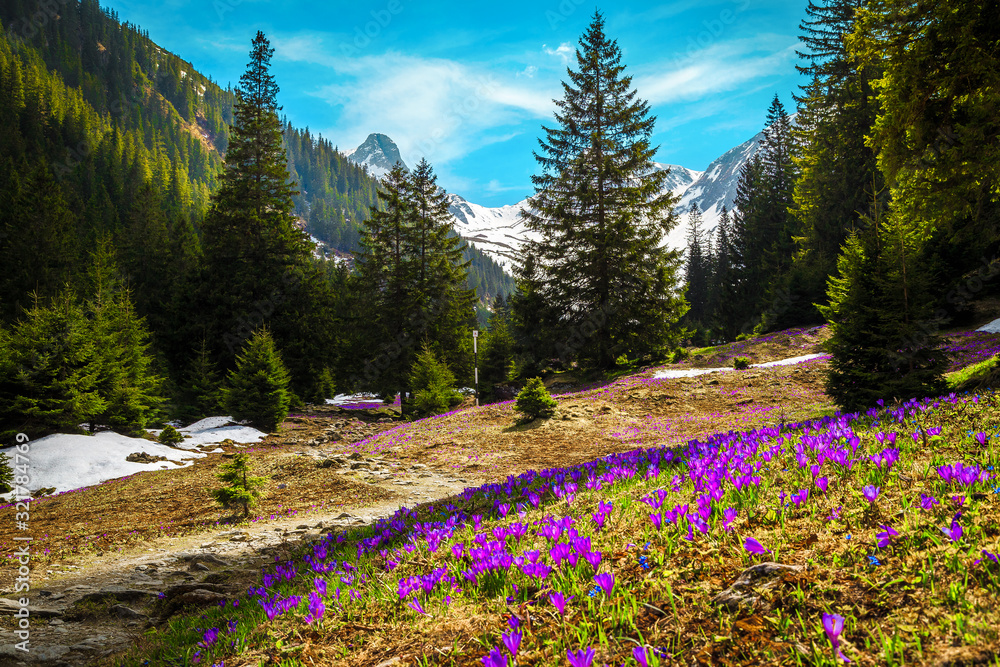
[
  {"left": 344, "top": 123, "right": 779, "bottom": 270},
  {"left": 447, "top": 194, "right": 535, "bottom": 272}
]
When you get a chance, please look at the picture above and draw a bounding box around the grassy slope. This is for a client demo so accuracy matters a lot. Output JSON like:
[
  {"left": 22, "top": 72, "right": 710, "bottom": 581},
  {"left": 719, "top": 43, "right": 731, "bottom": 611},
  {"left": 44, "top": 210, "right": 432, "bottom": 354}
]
[{"left": 41, "top": 330, "right": 1000, "bottom": 665}]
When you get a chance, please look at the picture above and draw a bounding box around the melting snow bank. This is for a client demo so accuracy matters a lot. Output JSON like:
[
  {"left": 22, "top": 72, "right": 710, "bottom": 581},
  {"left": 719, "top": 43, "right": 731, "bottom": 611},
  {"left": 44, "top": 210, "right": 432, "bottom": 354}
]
[
  {"left": 147, "top": 416, "right": 267, "bottom": 450},
  {"left": 653, "top": 353, "right": 827, "bottom": 379},
  {"left": 176, "top": 416, "right": 266, "bottom": 449},
  {"left": 977, "top": 319, "right": 1000, "bottom": 334},
  {"left": 1, "top": 432, "right": 207, "bottom": 496}
]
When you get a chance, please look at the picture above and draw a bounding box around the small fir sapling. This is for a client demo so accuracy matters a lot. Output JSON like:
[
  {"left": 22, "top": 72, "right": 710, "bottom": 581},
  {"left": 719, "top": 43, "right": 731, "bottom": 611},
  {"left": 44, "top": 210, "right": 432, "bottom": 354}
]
[
  {"left": 515, "top": 377, "right": 558, "bottom": 422},
  {"left": 210, "top": 453, "right": 266, "bottom": 518}
]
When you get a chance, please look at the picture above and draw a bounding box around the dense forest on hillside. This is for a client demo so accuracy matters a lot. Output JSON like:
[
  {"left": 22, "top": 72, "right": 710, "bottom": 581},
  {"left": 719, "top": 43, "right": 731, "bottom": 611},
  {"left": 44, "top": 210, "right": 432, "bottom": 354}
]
[
  {"left": 0, "top": 0, "right": 512, "bottom": 313},
  {"left": 680, "top": 0, "right": 1000, "bottom": 347},
  {"left": 0, "top": 0, "right": 514, "bottom": 433}
]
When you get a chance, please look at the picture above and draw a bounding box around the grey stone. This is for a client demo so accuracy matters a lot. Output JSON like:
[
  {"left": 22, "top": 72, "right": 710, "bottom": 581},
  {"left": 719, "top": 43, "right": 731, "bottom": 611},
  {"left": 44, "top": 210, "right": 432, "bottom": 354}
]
[
  {"left": 712, "top": 562, "right": 803, "bottom": 611},
  {"left": 77, "top": 587, "right": 157, "bottom": 605},
  {"left": 109, "top": 604, "right": 146, "bottom": 619}
]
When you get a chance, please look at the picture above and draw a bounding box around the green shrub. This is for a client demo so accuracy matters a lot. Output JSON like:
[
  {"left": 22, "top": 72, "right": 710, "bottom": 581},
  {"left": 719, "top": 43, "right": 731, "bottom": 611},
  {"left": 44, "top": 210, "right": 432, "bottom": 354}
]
[
  {"left": 158, "top": 425, "right": 184, "bottom": 446},
  {"left": 409, "top": 344, "right": 463, "bottom": 417},
  {"left": 210, "top": 453, "right": 266, "bottom": 518},
  {"left": 515, "top": 377, "right": 558, "bottom": 422},
  {"left": 223, "top": 328, "right": 291, "bottom": 432},
  {"left": 615, "top": 354, "right": 630, "bottom": 368},
  {"left": 670, "top": 348, "right": 690, "bottom": 363},
  {"left": 733, "top": 356, "right": 751, "bottom": 370}
]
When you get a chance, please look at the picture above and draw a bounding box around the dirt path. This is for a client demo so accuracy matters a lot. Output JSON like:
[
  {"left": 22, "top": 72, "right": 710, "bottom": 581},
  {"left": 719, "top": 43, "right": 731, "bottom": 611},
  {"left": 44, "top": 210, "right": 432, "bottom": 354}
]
[{"left": 0, "top": 451, "right": 474, "bottom": 667}]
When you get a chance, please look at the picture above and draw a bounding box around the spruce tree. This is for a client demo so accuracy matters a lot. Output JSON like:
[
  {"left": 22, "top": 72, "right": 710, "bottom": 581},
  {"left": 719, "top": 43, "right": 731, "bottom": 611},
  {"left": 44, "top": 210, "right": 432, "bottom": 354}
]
[
  {"left": 211, "top": 453, "right": 267, "bottom": 518},
  {"left": 820, "top": 201, "right": 946, "bottom": 412},
  {"left": 521, "top": 11, "right": 687, "bottom": 369},
  {"left": 0, "top": 291, "right": 105, "bottom": 440},
  {"left": 848, "top": 0, "right": 999, "bottom": 303},
  {"left": 783, "top": 0, "right": 882, "bottom": 326},
  {"left": 199, "top": 31, "right": 334, "bottom": 396},
  {"left": 684, "top": 203, "right": 709, "bottom": 327},
  {"left": 515, "top": 377, "right": 558, "bottom": 422},
  {"left": 408, "top": 158, "right": 476, "bottom": 373},
  {"left": 351, "top": 164, "right": 418, "bottom": 399},
  {"left": 409, "top": 343, "right": 463, "bottom": 417},
  {"left": 351, "top": 161, "right": 475, "bottom": 404},
  {"left": 224, "top": 328, "right": 291, "bottom": 432},
  {"left": 727, "top": 154, "right": 766, "bottom": 337},
  {"left": 83, "top": 240, "right": 162, "bottom": 435},
  {"left": 758, "top": 95, "right": 798, "bottom": 282},
  {"left": 707, "top": 206, "right": 735, "bottom": 338}
]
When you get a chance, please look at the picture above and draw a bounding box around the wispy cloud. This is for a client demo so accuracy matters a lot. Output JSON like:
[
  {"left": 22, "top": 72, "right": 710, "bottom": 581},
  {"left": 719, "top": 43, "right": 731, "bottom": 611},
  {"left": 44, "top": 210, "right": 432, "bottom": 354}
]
[
  {"left": 286, "top": 49, "right": 555, "bottom": 165},
  {"left": 634, "top": 37, "right": 800, "bottom": 105},
  {"left": 543, "top": 42, "right": 574, "bottom": 64}
]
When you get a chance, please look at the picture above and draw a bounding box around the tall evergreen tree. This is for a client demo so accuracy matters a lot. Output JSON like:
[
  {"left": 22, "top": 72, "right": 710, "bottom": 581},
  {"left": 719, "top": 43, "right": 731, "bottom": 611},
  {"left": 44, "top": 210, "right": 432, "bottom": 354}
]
[
  {"left": 783, "top": 0, "right": 882, "bottom": 326},
  {"left": 350, "top": 161, "right": 475, "bottom": 404},
  {"left": 848, "top": 0, "right": 1000, "bottom": 303},
  {"left": 198, "top": 31, "right": 335, "bottom": 398},
  {"left": 707, "top": 206, "right": 735, "bottom": 338},
  {"left": 350, "top": 164, "right": 417, "bottom": 399},
  {"left": 520, "top": 11, "right": 687, "bottom": 369},
  {"left": 758, "top": 95, "right": 798, "bottom": 282},
  {"left": 684, "top": 203, "right": 710, "bottom": 327},
  {"left": 407, "top": 159, "right": 476, "bottom": 373},
  {"left": 726, "top": 153, "right": 766, "bottom": 337},
  {"left": 820, "top": 195, "right": 946, "bottom": 412},
  {"left": 83, "top": 239, "right": 162, "bottom": 435}
]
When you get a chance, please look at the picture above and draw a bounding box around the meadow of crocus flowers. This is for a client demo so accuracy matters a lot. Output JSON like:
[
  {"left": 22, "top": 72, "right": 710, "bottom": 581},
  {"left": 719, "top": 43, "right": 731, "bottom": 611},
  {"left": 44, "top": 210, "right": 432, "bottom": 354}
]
[{"left": 123, "top": 383, "right": 1000, "bottom": 667}]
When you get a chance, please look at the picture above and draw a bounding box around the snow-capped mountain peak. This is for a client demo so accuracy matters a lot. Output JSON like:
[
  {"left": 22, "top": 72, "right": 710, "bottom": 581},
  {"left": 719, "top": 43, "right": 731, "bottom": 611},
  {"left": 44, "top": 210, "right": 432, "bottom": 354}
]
[
  {"left": 345, "top": 133, "right": 408, "bottom": 179},
  {"left": 447, "top": 193, "right": 534, "bottom": 272}
]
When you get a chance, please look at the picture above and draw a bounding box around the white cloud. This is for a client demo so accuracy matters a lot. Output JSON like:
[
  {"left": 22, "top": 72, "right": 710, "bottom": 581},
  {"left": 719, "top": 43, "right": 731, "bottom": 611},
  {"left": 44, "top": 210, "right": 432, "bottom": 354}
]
[
  {"left": 517, "top": 65, "right": 538, "bottom": 78},
  {"left": 303, "top": 51, "right": 556, "bottom": 166},
  {"left": 543, "top": 42, "right": 574, "bottom": 64},
  {"left": 634, "top": 38, "right": 800, "bottom": 105}
]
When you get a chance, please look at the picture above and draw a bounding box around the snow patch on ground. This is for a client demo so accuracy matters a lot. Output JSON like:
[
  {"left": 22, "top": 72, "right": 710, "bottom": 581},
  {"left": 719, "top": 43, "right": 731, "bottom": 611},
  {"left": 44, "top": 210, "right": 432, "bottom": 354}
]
[
  {"left": 150, "top": 416, "right": 267, "bottom": 449},
  {"left": 1, "top": 432, "right": 206, "bottom": 496},
  {"left": 977, "top": 319, "right": 1000, "bottom": 334},
  {"left": 652, "top": 353, "right": 827, "bottom": 379}
]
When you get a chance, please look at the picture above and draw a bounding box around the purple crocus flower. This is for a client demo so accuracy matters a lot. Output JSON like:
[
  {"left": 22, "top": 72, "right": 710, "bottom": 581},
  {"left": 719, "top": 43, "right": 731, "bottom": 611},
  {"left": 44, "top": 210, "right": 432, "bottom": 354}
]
[
  {"left": 722, "top": 507, "right": 738, "bottom": 532},
  {"left": 862, "top": 485, "right": 880, "bottom": 503},
  {"left": 549, "top": 591, "right": 572, "bottom": 616},
  {"left": 744, "top": 537, "right": 770, "bottom": 555},
  {"left": 919, "top": 493, "right": 939, "bottom": 510},
  {"left": 632, "top": 645, "right": 650, "bottom": 667},
  {"left": 481, "top": 646, "right": 507, "bottom": 667},
  {"left": 408, "top": 598, "right": 427, "bottom": 615},
  {"left": 649, "top": 513, "right": 664, "bottom": 530},
  {"left": 566, "top": 647, "right": 595, "bottom": 667},
  {"left": 822, "top": 612, "right": 850, "bottom": 662},
  {"left": 199, "top": 628, "right": 220, "bottom": 649},
  {"left": 875, "top": 524, "right": 898, "bottom": 549},
  {"left": 304, "top": 591, "right": 325, "bottom": 624},
  {"left": 815, "top": 476, "right": 829, "bottom": 493},
  {"left": 593, "top": 572, "right": 615, "bottom": 595},
  {"left": 314, "top": 577, "right": 327, "bottom": 597},
  {"left": 501, "top": 630, "right": 522, "bottom": 657},
  {"left": 584, "top": 551, "right": 602, "bottom": 571},
  {"left": 942, "top": 512, "right": 963, "bottom": 542}
]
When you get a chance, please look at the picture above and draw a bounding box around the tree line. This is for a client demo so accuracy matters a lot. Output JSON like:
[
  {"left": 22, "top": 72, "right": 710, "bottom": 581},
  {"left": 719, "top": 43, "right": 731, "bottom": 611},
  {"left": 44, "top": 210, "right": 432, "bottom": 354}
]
[{"left": 680, "top": 0, "right": 999, "bottom": 408}]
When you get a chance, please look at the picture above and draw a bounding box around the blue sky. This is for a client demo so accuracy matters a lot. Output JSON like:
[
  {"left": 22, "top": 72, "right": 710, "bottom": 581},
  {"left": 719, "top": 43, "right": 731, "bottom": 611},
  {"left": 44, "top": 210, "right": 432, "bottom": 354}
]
[{"left": 101, "top": 0, "right": 807, "bottom": 206}]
